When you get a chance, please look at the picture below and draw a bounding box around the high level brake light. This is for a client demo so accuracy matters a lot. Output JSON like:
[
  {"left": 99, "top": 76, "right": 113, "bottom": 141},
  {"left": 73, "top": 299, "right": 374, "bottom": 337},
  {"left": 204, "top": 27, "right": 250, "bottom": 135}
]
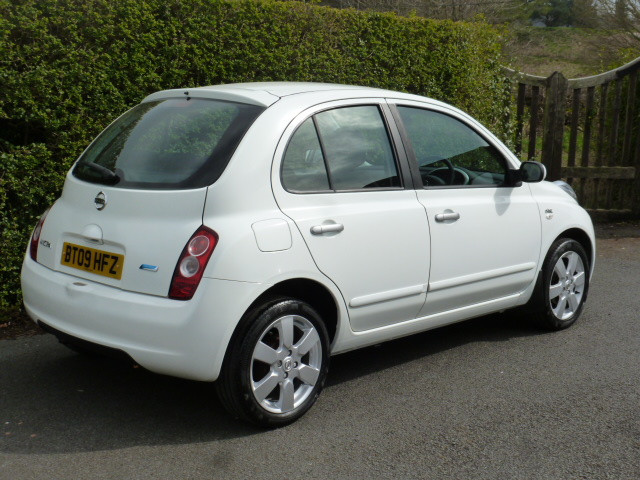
[{"left": 168, "top": 226, "right": 218, "bottom": 300}]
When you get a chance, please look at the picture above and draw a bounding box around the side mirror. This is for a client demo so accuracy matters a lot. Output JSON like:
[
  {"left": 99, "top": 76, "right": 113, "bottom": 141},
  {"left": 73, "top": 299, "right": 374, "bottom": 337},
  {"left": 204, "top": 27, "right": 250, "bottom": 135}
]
[{"left": 519, "top": 161, "right": 546, "bottom": 183}]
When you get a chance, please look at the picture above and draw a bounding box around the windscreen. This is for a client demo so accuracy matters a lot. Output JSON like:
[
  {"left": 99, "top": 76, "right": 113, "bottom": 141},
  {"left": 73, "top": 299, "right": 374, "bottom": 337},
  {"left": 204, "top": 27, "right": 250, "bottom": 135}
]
[{"left": 73, "top": 98, "right": 265, "bottom": 189}]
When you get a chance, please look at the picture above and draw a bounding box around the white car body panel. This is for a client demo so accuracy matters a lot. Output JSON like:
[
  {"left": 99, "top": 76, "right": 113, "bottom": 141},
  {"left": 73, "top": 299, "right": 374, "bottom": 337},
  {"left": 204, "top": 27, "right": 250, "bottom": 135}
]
[
  {"left": 21, "top": 82, "right": 595, "bottom": 384},
  {"left": 527, "top": 181, "right": 596, "bottom": 275},
  {"left": 276, "top": 188, "right": 431, "bottom": 331},
  {"left": 35, "top": 175, "right": 206, "bottom": 297},
  {"left": 331, "top": 292, "right": 521, "bottom": 355},
  {"left": 416, "top": 185, "right": 541, "bottom": 316},
  {"left": 22, "top": 257, "right": 267, "bottom": 381}
]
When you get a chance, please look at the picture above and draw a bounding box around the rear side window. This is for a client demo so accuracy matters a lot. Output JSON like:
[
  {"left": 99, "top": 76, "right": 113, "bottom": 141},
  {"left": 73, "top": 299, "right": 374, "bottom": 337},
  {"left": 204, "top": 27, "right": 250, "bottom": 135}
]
[
  {"left": 73, "top": 98, "right": 264, "bottom": 189},
  {"left": 282, "top": 106, "right": 401, "bottom": 192}
]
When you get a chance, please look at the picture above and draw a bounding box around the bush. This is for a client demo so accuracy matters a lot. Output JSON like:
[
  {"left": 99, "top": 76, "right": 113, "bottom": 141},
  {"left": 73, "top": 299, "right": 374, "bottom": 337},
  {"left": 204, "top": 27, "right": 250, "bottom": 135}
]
[{"left": 0, "top": 0, "right": 507, "bottom": 307}]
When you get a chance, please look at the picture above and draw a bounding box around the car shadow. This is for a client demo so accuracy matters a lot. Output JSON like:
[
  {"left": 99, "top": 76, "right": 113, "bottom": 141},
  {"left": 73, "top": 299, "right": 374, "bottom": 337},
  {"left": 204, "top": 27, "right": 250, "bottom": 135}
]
[
  {"left": 1, "top": 340, "right": 257, "bottom": 455},
  {"left": 1, "top": 311, "right": 545, "bottom": 455},
  {"left": 326, "top": 311, "right": 546, "bottom": 386}
]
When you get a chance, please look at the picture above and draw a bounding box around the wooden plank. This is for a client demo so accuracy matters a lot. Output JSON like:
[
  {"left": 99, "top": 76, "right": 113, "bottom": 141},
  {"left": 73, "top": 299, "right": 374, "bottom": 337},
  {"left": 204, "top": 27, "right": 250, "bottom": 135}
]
[
  {"left": 605, "top": 81, "right": 622, "bottom": 210},
  {"left": 528, "top": 86, "right": 540, "bottom": 161},
  {"left": 586, "top": 208, "right": 634, "bottom": 222},
  {"left": 542, "top": 72, "right": 568, "bottom": 180},
  {"left": 502, "top": 67, "right": 548, "bottom": 88},
  {"left": 596, "top": 83, "right": 609, "bottom": 167},
  {"left": 582, "top": 86, "right": 595, "bottom": 167},
  {"left": 635, "top": 124, "right": 640, "bottom": 216},
  {"left": 609, "top": 79, "right": 623, "bottom": 166},
  {"left": 569, "top": 56, "right": 640, "bottom": 88},
  {"left": 568, "top": 88, "right": 581, "bottom": 167},
  {"left": 594, "top": 84, "right": 606, "bottom": 208},
  {"left": 605, "top": 179, "right": 614, "bottom": 210},
  {"left": 622, "top": 71, "right": 638, "bottom": 164},
  {"left": 515, "top": 83, "right": 526, "bottom": 157},
  {"left": 561, "top": 166, "right": 636, "bottom": 179}
]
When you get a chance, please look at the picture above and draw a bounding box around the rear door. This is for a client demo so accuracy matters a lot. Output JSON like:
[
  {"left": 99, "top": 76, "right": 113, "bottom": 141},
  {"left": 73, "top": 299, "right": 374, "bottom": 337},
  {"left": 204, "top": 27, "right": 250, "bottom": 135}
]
[{"left": 273, "top": 100, "right": 431, "bottom": 332}]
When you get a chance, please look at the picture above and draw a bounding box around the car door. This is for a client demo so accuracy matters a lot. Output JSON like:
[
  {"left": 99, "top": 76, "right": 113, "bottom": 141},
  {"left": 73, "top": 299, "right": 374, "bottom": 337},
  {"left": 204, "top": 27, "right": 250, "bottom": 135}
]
[
  {"left": 392, "top": 103, "right": 541, "bottom": 316},
  {"left": 273, "top": 101, "right": 431, "bottom": 332}
]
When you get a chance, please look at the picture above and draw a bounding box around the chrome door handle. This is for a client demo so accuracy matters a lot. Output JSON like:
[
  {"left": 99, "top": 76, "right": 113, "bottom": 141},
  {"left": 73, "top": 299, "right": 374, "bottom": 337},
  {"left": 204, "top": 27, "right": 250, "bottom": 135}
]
[
  {"left": 310, "top": 223, "right": 344, "bottom": 235},
  {"left": 435, "top": 212, "right": 460, "bottom": 222}
]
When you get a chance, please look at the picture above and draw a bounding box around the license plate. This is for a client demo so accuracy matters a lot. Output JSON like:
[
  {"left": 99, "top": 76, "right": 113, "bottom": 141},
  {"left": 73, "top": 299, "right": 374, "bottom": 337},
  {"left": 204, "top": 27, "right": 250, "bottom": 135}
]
[{"left": 60, "top": 242, "right": 124, "bottom": 280}]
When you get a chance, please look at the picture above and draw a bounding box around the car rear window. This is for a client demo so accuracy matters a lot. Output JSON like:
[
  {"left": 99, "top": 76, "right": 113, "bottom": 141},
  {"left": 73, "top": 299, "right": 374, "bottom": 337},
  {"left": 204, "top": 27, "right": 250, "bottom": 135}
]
[{"left": 73, "top": 98, "right": 264, "bottom": 189}]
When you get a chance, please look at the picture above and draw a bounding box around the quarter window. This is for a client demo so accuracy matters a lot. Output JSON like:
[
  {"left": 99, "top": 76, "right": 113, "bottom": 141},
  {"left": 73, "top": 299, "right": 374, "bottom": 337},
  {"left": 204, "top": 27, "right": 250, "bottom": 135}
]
[
  {"left": 396, "top": 107, "right": 507, "bottom": 187},
  {"left": 282, "top": 118, "right": 330, "bottom": 192},
  {"left": 282, "top": 106, "right": 401, "bottom": 192}
]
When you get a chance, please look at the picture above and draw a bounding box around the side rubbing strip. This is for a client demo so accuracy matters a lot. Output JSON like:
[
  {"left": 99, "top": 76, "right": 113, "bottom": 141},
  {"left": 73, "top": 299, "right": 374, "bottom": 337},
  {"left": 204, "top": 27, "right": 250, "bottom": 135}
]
[
  {"left": 350, "top": 284, "right": 428, "bottom": 308},
  {"left": 428, "top": 263, "right": 536, "bottom": 292}
]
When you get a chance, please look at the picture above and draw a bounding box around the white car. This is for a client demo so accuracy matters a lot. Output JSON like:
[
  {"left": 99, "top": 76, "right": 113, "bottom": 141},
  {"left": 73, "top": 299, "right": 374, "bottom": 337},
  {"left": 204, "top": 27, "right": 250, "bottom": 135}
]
[{"left": 22, "top": 82, "right": 594, "bottom": 426}]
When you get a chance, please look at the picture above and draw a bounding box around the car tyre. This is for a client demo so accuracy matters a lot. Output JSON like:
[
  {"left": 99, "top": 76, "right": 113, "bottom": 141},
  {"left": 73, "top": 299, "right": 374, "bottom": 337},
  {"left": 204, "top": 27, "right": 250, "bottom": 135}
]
[
  {"left": 530, "top": 238, "right": 590, "bottom": 330},
  {"left": 216, "top": 298, "right": 330, "bottom": 427}
]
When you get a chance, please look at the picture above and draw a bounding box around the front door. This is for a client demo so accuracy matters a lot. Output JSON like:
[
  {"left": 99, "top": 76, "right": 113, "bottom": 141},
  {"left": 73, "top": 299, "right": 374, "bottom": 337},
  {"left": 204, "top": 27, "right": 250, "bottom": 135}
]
[{"left": 393, "top": 104, "right": 541, "bottom": 316}]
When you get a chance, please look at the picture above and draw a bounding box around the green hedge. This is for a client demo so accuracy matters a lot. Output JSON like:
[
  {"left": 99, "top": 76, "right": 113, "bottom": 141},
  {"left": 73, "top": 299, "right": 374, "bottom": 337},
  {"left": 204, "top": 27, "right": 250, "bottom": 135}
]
[{"left": 0, "top": 0, "right": 507, "bottom": 308}]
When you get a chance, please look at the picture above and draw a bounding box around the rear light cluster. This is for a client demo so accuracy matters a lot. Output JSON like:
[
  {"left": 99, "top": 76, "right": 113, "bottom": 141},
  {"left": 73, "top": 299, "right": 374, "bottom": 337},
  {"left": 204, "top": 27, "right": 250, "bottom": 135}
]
[
  {"left": 168, "top": 226, "right": 218, "bottom": 300},
  {"left": 29, "top": 207, "right": 51, "bottom": 262}
]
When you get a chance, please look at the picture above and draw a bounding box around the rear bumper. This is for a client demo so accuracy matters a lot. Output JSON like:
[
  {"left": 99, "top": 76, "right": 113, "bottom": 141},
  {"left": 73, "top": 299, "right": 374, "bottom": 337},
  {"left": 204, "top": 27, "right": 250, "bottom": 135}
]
[{"left": 21, "top": 254, "right": 265, "bottom": 381}]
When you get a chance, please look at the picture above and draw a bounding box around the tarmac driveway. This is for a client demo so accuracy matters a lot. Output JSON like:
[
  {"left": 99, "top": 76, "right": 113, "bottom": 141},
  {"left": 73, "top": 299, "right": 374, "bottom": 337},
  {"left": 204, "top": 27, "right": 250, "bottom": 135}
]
[{"left": 1, "top": 237, "right": 639, "bottom": 479}]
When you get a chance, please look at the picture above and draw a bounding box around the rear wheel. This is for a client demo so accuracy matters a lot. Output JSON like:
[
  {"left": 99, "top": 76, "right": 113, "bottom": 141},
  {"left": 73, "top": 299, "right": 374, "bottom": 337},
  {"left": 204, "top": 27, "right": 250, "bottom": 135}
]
[
  {"left": 216, "top": 298, "right": 329, "bottom": 427},
  {"left": 530, "top": 238, "right": 590, "bottom": 330}
]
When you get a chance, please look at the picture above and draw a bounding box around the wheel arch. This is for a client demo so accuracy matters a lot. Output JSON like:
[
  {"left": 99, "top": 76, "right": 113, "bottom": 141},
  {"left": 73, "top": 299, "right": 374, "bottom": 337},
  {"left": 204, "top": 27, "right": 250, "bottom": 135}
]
[
  {"left": 555, "top": 227, "right": 595, "bottom": 273},
  {"left": 525, "top": 227, "right": 594, "bottom": 310},
  {"left": 254, "top": 278, "right": 340, "bottom": 344},
  {"left": 223, "top": 278, "right": 340, "bottom": 358}
]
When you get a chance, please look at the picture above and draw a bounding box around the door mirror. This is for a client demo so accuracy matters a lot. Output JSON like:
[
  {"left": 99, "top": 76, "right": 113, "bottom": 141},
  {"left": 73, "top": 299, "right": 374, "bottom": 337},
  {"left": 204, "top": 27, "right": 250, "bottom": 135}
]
[{"left": 519, "top": 161, "right": 546, "bottom": 183}]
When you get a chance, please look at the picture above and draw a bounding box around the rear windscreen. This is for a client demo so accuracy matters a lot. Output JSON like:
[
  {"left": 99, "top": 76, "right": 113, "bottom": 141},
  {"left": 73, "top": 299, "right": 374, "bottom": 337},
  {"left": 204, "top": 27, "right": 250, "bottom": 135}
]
[{"left": 73, "top": 98, "right": 265, "bottom": 189}]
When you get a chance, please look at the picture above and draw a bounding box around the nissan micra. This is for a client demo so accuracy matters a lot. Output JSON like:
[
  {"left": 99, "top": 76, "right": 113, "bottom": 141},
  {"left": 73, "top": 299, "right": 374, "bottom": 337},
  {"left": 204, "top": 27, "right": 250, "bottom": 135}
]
[{"left": 22, "top": 82, "right": 595, "bottom": 427}]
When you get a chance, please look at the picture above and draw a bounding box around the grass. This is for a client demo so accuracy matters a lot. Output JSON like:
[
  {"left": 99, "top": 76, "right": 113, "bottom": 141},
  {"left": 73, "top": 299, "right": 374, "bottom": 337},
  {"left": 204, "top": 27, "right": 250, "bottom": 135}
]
[{"left": 503, "top": 27, "right": 629, "bottom": 78}]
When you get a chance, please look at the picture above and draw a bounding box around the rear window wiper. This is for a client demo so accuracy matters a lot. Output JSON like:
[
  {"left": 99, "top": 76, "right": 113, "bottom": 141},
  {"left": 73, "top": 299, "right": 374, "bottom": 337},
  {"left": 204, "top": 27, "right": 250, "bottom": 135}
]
[{"left": 73, "top": 161, "right": 121, "bottom": 185}]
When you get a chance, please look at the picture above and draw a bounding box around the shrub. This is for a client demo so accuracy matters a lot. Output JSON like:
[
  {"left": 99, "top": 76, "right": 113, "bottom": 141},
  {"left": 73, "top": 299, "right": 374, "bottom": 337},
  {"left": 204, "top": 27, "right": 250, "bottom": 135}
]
[{"left": 0, "top": 0, "right": 506, "bottom": 307}]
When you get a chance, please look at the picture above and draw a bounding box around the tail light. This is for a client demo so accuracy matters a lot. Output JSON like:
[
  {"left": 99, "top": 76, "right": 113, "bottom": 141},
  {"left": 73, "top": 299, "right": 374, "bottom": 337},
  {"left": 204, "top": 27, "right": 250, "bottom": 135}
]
[
  {"left": 168, "top": 226, "right": 218, "bottom": 300},
  {"left": 29, "top": 207, "right": 52, "bottom": 262}
]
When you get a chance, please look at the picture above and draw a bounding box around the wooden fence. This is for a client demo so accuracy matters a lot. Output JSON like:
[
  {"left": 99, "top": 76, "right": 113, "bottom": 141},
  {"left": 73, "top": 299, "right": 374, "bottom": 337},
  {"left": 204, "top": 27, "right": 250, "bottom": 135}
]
[{"left": 504, "top": 57, "right": 640, "bottom": 221}]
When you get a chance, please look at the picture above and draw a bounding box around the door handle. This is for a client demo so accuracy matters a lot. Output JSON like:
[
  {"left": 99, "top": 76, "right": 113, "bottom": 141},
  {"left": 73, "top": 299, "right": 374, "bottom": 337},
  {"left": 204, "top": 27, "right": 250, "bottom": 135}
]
[
  {"left": 435, "top": 212, "right": 460, "bottom": 222},
  {"left": 310, "top": 223, "right": 344, "bottom": 235}
]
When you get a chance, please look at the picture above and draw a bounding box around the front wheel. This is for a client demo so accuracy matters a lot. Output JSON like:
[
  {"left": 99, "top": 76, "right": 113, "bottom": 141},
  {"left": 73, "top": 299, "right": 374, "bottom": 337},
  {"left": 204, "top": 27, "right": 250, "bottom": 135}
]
[
  {"left": 530, "top": 238, "right": 590, "bottom": 330},
  {"left": 216, "top": 298, "right": 330, "bottom": 427}
]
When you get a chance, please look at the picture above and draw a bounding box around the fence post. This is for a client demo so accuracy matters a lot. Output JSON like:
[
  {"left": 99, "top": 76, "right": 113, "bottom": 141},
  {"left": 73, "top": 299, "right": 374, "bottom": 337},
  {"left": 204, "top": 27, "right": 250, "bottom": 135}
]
[{"left": 542, "top": 71, "right": 568, "bottom": 181}]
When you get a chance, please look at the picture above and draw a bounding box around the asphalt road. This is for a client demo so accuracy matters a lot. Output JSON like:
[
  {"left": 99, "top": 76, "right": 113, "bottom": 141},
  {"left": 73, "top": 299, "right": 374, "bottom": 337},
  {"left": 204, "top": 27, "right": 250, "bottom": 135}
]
[{"left": 1, "top": 238, "right": 639, "bottom": 480}]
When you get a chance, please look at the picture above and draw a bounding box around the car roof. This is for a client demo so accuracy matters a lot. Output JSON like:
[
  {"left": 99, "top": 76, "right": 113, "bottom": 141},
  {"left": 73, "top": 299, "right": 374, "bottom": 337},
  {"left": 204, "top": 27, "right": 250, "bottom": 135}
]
[{"left": 142, "top": 82, "right": 421, "bottom": 108}]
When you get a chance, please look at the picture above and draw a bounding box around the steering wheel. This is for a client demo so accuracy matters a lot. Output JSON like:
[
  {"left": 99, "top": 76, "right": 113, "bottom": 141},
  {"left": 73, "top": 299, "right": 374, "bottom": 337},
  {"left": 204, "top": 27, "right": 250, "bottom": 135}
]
[
  {"left": 418, "top": 156, "right": 453, "bottom": 186},
  {"left": 424, "top": 174, "right": 446, "bottom": 186},
  {"left": 427, "top": 159, "right": 456, "bottom": 185},
  {"left": 430, "top": 165, "right": 470, "bottom": 186}
]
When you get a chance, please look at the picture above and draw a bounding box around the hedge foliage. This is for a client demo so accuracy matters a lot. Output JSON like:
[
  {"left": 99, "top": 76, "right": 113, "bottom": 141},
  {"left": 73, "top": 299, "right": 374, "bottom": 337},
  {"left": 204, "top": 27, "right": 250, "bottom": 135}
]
[{"left": 0, "top": 0, "right": 508, "bottom": 307}]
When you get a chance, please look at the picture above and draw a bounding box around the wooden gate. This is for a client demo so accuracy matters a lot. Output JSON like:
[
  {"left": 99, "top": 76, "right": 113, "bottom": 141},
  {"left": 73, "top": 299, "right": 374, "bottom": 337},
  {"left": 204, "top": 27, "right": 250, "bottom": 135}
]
[{"left": 504, "top": 57, "right": 640, "bottom": 221}]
